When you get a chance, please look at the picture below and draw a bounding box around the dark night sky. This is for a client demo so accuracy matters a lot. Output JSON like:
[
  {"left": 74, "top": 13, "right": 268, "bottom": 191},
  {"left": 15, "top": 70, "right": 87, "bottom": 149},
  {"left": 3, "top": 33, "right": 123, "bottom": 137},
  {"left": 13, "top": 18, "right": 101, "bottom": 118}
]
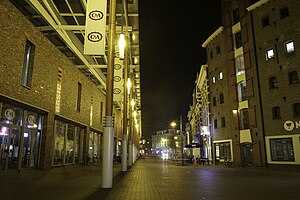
[{"left": 139, "top": 1, "right": 223, "bottom": 139}]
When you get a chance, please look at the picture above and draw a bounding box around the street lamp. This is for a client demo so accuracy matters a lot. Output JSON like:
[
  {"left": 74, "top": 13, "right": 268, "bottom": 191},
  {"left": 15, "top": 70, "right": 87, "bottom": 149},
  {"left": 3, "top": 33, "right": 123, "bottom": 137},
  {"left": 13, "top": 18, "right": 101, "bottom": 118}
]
[{"left": 170, "top": 115, "right": 184, "bottom": 166}]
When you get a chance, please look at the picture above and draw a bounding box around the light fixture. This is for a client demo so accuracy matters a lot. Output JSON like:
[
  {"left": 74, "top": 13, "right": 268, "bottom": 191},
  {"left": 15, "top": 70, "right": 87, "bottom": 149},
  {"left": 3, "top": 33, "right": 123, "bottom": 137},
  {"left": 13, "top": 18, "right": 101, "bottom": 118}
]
[{"left": 118, "top": 33, "right": 126, "bottom": 60}]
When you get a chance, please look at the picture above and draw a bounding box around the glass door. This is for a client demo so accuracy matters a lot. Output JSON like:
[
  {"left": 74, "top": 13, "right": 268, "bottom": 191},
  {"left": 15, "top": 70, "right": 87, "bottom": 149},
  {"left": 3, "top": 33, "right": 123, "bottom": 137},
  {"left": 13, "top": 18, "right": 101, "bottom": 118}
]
[
  {"left": 22, "top": 129, "right": 39, "bottom": 168},
  {"left": 0, "top": 126, "right": 21, "bottom": 170}
]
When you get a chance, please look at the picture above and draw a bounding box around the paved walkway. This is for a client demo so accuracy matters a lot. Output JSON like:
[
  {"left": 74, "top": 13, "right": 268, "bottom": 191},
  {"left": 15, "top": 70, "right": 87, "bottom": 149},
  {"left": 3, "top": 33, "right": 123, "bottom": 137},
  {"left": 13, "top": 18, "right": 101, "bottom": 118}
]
[{"left": 1, "top": 156, "right": 300, "bottom": 200}]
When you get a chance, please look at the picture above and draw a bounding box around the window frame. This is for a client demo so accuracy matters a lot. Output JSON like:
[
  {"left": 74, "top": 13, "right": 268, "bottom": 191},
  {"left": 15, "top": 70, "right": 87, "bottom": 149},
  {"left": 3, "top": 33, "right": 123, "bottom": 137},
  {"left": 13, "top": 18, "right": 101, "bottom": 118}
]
[
  {"left": 284, "top": 40, "right": 295, "bottom": 54},
  {"left": 266, "top": 48, "right": 275, "bottom": 61},
  {"left": 269, "top": 76, "right": 278, "bottom": 89},
  {"left": 270, "top": 138, "right": 294, "bottom": 161},
  {"left": 272, "top": 106, "right": 281, "bottom": 119},
  {"left": 21, "top": 40, "right": 35, "bottom": 88},
  {"left": 288, "top": 71, "right": 298, "bottom": 85}
]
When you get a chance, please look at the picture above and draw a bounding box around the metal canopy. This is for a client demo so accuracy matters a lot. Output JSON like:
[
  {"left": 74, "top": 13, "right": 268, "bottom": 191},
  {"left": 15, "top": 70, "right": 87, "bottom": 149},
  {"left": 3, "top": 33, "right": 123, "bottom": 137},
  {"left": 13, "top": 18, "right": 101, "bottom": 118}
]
[{"left": 11, "top": 0, "right": 141, "bottom": 110}]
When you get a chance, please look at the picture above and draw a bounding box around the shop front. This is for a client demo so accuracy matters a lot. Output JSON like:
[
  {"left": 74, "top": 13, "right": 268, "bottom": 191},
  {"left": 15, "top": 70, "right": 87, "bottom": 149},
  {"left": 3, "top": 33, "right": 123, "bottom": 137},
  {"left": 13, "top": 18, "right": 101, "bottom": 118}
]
[{"left": 0, "top": 102, "right": 43, "bottom": 171}]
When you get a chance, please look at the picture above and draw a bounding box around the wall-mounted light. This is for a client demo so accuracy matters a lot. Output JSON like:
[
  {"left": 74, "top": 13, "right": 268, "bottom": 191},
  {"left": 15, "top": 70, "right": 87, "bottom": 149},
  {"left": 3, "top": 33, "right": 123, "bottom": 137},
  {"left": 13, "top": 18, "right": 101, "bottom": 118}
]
[{"left": 118, "top": 33, "right": 126, "bottom": 60}]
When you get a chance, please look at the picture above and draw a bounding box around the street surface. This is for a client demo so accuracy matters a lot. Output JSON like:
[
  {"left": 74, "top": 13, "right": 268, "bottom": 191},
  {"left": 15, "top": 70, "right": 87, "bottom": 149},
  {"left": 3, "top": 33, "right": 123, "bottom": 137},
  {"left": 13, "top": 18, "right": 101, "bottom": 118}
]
[{"left": 0, "top": 156, "right": 300, "bottom": 200}]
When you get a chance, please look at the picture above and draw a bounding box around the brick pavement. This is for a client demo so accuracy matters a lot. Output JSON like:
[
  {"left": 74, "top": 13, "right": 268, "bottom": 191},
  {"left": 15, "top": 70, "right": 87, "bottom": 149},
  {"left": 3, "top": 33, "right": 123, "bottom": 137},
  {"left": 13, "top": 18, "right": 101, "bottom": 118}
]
[{"left": 1, "top": 156, "right": 300, "bottom": 200}]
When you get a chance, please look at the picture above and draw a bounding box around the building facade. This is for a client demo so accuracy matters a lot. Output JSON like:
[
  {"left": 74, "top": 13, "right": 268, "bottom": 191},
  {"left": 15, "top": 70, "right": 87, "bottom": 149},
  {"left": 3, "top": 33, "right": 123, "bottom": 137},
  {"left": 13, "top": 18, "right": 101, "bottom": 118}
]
[
  {"left": 201, "top": 0, "right": 300, "bottom": 168},
  {"left": 0, "top": 0, "right": 141, "bottom": 171}
]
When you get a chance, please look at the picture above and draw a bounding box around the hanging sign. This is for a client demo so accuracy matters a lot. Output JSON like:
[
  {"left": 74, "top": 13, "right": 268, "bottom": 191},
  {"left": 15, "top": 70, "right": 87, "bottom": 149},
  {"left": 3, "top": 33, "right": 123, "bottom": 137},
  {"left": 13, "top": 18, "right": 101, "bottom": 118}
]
[{"left": 84, "top": 0, "right": 107, "bottom": 55}]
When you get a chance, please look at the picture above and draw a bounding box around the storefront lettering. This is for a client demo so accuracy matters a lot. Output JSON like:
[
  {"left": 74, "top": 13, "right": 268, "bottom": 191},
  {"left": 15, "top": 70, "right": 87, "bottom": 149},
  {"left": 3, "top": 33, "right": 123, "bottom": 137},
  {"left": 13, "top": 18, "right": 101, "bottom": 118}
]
[
  {"left": 4, "top": 109, "right": 15, "bottom": 120},
  {"left": 284, "top": 120, "right": 300, "bottom": 131}
]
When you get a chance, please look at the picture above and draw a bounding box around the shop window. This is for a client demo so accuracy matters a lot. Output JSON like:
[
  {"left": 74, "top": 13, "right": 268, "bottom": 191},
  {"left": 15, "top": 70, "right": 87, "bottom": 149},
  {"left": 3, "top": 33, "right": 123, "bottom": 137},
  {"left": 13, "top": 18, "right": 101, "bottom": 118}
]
[
  {"left": 272, "top": 106, "right": 281, "bottom": 119},
  {"left": 219, "top": 72, "right": 223, "bottom": 80},
  {"left": 232, "top": 8, "right": 240, "bottom": 24},
  {"left": 237, "top": 80, "right": 247, "bottom": 102},
  {"left": 221, "top": 117, "right": 226, "bottom": 128},
  {"left": 234, "top": 31, "right": 242, "bottom": 49},
  {"left": 293, "top": 103, "right": 300, "bottom": 117},
  {"left": 285, "top": 41, "right": 294, "bottom": 54},
  {"left": 212, "top": 97, "right": 216, "bottom": 106},
  {"left": 269, "top": 76, "right": 278, "bottom": 89},
  {"left": 220, "top": 93, "right": 224, "bottom": 104},
  {"left": 266, "top": 48, "right": 275, "bottom": 60},
  {"left": 21, "top": 40, "right": 35, "bottom": 88},
  {"left": 288, "top": 71, "right": 298, "bottom": 85},
  {"left": 77, "top": 82, "right": 82, "bottom": 112},
  {"left": 270, "top": 138, "right": 294, "bottom": 161},
  {"left": 235, "top": 55, "right": 245, "bottom": 76},
  {"left": 261, "top": 16, "right": 270, "bottom": 28},
  {"left": 280, "top": 7, "right": 289, "bottom": 19},
  {"left": 215, "top": 142, "right": 231, "bottom": 159},
  {"left": 239, "top": 108, "right": 249, "bottom": 130},
  {"left": 214, "top": 119, "right": 218, "bottom": 129}
]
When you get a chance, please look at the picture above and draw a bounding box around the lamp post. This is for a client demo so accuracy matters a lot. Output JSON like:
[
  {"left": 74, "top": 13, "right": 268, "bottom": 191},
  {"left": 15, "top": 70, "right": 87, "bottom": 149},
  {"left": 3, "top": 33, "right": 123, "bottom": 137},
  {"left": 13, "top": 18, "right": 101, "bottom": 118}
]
[
  {"left": 171, "top": 115, "right": 184, "bottom": 166},
  {"left": 102, "top": 0, "right": 116, "bottom": 188}
]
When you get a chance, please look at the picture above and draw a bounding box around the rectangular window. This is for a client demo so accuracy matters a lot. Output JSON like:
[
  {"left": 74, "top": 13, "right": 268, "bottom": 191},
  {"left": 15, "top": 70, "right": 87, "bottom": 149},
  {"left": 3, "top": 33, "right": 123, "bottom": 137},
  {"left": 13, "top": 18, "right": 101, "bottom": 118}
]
[
  {"left": 213, "top": 97, "right": 216, "bottom": 106},
  {"left": 212, "top": 76, "right": 216, "bottom": 84},
  {"left": 285, "top": 41, "right": 294, "bottom": 54},
  {"left": 214, "top": 119, "right": 218, "bottom": 129},
  {"left": 21, "top": 40, "right": 35, "bottom": 87},
  {"left": 289, "top": 71, "right": 298, "bottom": 84},
  {"left": 219, "top": 72, "right": 223, "bottom": 80},
  {"left": 77, "top": 82, "right": 82, "bottom": 112},
  {"left": 261, "top": 16, "right": 270, "bottom": 28},
  {"left": 269, "top": 76, "right": 278, "bottom": 89},
  {"left": 234, "top": 31, "right": 242, "bottom": 49},
  {"left": 220, "top": 93, "right": 224, "bottom": 104},
  {"left": 100, "top": 101, "right": 103, "bottom": 124},
  {"left": 215, "top": 142, "right": 231, "bottom": 159},
  {"left": 238, "top": 81, "right": 247, "bottom": 102},
  {"left": 280, "top": 7, "right": 289, "bottom": 19},
  {"left": 266, "top": 48, "right": 275, "bottom": 60},
  {"left": 235, "top": 55, "right": 245, "bottom": 76},
  {"left": 221, "top": 117, "right": 226, "bottom": 128},
  {"left": 270, "top": 138, "right": 294, "bottom": 161},
  {"left": 216, "top": 45, "right": 221, "bottom": 54},
  {"left": 272, "top": 107, "right": 281, "bottom": 119},
  {"left": 293, "top": 103, "right": 300, "bottom": 117},
  {"left": 232, "top": 8, "right": 240, "bottom": 24},
  {"left": 239, "top": 108, "right": 249, "bottom": 130}
]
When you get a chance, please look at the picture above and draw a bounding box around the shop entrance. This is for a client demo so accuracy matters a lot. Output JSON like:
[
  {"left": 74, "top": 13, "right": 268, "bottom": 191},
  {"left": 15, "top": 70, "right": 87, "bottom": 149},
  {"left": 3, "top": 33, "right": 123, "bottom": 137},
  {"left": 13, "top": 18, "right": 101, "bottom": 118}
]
[
  {"left": 241, "top": 143, "right": 253, "bottom": 167},
  {"left": 0, "top": 126, "right": 21, "bottom": 170}
]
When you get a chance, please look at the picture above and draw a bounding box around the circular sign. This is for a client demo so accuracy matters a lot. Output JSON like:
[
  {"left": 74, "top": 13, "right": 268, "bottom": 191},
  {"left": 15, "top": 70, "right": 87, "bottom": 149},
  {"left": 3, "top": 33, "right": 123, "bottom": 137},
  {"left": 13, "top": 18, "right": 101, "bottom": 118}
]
[
  {"left": 284, "top": 120, "right": 294, "bottom": 131},
  {"left": 114, "top": 76, "right": 121, "bottom": 82},
  {"left": 4, "top": 109, "right": 15, "bottom": 120},
  {"left": 27, "top": 114, "right": 36, "bottom": 126},
  {"left": 114, "top": 64, "right": 122, "bottom": 70},
  {"left": 113, "top": 88, "right": 121, "bottom": 94}
]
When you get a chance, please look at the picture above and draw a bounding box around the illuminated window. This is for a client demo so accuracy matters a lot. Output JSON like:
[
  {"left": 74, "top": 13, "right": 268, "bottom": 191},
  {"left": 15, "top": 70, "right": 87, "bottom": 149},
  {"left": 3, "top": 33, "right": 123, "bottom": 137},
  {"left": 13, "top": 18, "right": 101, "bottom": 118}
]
[
  {"left": 239, "top": 108, "right": 249, "bottom": 130},
  {"left": 285, "top": 41, "right": 294, "bottom": 54},
  {"left": 21, "top": 40, "right": 35, "bottom": 88},
  {"left": 237, "top": 81, "right": 247, "bottom": 102},
  {"left": 266, "top": 48, "right": 275, "bottom": 60},
  {"left": 235, "top": 55, "right": 245, "bottom": 75},
  {"left": 270, "top": 138, "right": 294, "bottom": 161},
  {"left": 219, "top": 72, "right": 223, "bottom": 80},
  {"left": 212, "top": 76, "right": 216, "bottom": 84}
]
